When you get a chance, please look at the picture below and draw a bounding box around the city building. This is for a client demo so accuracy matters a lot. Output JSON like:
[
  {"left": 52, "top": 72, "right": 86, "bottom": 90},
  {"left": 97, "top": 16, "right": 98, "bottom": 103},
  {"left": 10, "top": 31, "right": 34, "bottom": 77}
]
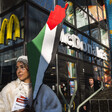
[{"left": 0, "top": 0, "right": 111, "bottom": 111}]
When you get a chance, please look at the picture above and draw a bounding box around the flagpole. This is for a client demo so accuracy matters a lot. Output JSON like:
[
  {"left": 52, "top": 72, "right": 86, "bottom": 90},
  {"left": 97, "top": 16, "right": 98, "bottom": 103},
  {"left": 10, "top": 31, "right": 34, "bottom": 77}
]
[
  {"left": 54, "top": 0, "right": 59, "bottom": 96},
  {"left": 56, "top": 53, "right": 59, "bottom": 96},
  {"left": 54, "top": 0, "right": 58, "bottom": 8}
]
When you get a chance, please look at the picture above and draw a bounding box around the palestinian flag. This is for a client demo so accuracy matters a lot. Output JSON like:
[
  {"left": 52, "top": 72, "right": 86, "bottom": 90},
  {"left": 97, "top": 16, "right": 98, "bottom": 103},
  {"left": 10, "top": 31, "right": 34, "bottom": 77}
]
[{"left": 27, "top": 4, "right": 68, "bottom": 99}]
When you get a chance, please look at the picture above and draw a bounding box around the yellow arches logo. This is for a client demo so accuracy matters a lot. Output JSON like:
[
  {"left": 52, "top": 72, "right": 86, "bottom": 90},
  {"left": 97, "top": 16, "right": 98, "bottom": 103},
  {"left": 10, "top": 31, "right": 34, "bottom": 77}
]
[{"left": 0, "top": 14, "right": 20, "bottom": 45}]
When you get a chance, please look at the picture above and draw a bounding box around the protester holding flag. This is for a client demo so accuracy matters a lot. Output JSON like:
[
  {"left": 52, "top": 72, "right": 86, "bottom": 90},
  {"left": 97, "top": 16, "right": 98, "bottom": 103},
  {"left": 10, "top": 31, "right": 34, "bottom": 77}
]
[{"left": 0, "top": 55, "right": 32, "bottom": 112}]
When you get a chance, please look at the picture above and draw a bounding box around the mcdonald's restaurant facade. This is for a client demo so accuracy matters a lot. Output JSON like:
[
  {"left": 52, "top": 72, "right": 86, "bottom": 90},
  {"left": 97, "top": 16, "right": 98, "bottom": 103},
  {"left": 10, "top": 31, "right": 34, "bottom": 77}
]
[{"left": 0, "top": 0, "right": 111, "bottom": 111}]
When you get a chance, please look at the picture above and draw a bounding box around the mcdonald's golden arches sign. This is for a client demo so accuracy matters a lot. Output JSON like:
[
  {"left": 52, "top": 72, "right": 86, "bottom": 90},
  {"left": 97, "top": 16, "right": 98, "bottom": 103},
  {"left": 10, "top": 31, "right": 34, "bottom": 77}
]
[{"left": 0, "top": 14, "right": 20, "bottom": 45}]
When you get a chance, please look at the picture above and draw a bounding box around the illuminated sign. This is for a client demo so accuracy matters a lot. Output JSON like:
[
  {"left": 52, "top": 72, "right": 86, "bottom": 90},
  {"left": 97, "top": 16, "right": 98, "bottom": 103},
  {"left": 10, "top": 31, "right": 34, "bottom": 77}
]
[
  {"left": 60, "top": 30, "right": 107, "bottom": 60},
  {"left": 0, "top": 14, "right": 20, "bottom": 45}
]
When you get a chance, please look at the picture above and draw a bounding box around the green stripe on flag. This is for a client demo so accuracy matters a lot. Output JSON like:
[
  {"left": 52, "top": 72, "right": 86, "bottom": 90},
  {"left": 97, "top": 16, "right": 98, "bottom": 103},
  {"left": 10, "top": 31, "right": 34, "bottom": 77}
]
[{"left": 27, "top": 25, "right": 46, "bottom": 89}]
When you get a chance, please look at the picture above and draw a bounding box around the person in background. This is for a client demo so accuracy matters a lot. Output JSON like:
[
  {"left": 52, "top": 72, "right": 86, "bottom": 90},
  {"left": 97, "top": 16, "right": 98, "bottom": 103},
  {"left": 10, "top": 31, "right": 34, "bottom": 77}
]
[
  {"left": 83, "top": 77, "right": 95, "bottom": 112},
  {"left": 0, "top": 55, "right": 32, "bottom": 112}
]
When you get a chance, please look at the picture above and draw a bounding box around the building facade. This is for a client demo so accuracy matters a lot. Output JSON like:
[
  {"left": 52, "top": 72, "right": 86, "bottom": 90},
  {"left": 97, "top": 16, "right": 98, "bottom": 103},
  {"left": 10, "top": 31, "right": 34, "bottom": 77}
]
[{"left": 0, "top": 0, "right": 111, "bottom": 111}]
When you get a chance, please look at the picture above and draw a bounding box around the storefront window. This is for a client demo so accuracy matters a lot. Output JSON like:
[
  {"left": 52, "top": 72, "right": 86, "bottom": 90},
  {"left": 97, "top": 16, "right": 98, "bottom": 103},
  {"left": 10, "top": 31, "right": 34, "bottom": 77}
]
[
  {"left": 59, "top": 60, "right": 77, "bottom": 78},
  {"left": 58, "top": 56, "right": 77, "bottom": 106},
  {"left": 0, "top": 46, "right": 23, "bottom": 89},
  {"left": 0, "top": 38, "right": 24, "bottom": 50},
  {"left": 58, "top": 44, "right": 76, "bottom": 58}
]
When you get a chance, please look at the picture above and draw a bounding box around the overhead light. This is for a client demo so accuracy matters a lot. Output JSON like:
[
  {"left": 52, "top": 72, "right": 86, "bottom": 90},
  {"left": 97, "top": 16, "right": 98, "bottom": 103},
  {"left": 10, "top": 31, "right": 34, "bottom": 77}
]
[
  {"left": 50, "top": 74, "right": 54, "bottom": 76},
  {"left": 4, "top": 58, "right": 17, "bottom": 63}
]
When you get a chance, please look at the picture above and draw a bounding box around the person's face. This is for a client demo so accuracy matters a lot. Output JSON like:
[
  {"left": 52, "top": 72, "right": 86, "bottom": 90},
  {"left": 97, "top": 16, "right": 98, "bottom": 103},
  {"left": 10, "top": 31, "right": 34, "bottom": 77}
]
[
  {"left": 89, "top": 78, "right": 94, "bottom": 86},
  {"left": 16, "top": 62, "right": 30, "bottom": 83}
]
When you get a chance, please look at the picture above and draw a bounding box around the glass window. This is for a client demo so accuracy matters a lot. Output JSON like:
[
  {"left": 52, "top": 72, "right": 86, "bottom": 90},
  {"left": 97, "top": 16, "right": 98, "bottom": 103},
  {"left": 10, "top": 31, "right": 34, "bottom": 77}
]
[
  {"left": 89, "top": 16, "right": 96, "bottom": 24},
  {"left": 76, "top": 7, "right": 89, "bottom": 35},
  {"left": 58, "top": 44, "right": 67, "bottom": 54},
  {"left": 97, "top": 6, "right": 103, "bottom": 21},
  {"left": 76, "top": 51, "right": 83, "bottom": 59},
  {"left": 58, "top": 56, "right": 77, "bottom": 109},
  {"left": 28, "top": 5, "right": 48, "bottom": 42},
  {"left": 44, "top": 59, "right": 57, "bottom": 92},
  {"left": 82, "top": 35, "right": 89, "bottom": 43},
  {"left": 97, "top": 59, "right": 102, "bottom": 66},
  {"left": 0, "top": 46, "right": 23, "bottom": 89},
  {"left": 65, "top": 1, "right": 75, "bottom": 27},
  {"left": 75, "top": 0, "right": 87, "bottom": 6},
  {"left": 77, "top": 34, "right": 89, "bottom": 45},
  {"left": 91, "top": 38, "right": 100, "bottom": 48},
  {"left": 90, "top": 23, "right": 101, "bottom": 41},
  {"left": 102, "top": 4, "right": 106, "bottom": 20},
  {"left": 87, "top": 0, "right": 98, "bottom": 21},
  {"left": 88, "top": 5, "right": 98, "bottom": 21},
  {"left": 32, "top": 0, "right": 54, "bottom": 10},
  {"left": 100, "top": 28, "right": 109, "bottom": 47},
  {"left": 83, "top": 53, "right": 91, "bottom": 62},
  {"left": 59, "top": 29, "right": 94, "bottom": 61},
  {"left": 58, "top": 58, "right": 77, "bottom": 79},
  {"left": 58, "top": 0, "right": 65, "bottom": 8},
  {"left": 103, "top": 48, "right": 111, "bottom": 69},
  {"left": 103, "top": 68, "right": 111, "bottom": 87},
  {"left": 58, "top": 44, "right": 76, "bottom": 57},
  {"left": 1, "top": 0, "right": 22, "bottom": 12},
  {"left": 92, "top": 57, "right": 97, "bottom": 64},
  {"left": 93, "top": 66, "right": 103, "bottom": 81},
  {"left": 97, "top": 0, "right": 105, "bottom": 6}
]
